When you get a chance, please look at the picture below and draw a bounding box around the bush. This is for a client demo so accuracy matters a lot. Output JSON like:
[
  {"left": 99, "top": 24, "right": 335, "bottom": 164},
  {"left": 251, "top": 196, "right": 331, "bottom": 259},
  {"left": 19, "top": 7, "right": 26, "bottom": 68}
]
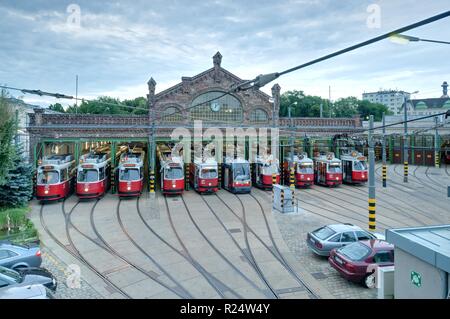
[{"left": 0, "top": 206, "right": 29, "bottom": 230}]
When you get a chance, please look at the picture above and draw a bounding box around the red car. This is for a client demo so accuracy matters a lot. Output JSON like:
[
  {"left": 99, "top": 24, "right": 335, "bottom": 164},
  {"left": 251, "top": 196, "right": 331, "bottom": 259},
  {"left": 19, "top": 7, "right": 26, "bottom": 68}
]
[{"left": 328, "top": 239, "right": 394, "bottom": 288}]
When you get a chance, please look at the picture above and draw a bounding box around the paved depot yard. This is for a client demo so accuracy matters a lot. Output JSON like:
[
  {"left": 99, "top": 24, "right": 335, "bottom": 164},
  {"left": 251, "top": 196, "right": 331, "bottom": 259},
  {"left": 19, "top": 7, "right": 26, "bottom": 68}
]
[{"left": 30, "top": 164, "right": 450, "bottom": 299}]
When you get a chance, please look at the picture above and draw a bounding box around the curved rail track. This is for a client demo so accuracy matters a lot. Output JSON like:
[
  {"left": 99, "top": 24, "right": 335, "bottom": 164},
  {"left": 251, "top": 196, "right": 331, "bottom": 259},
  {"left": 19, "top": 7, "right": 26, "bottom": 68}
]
[{"left": 39, "top": 201, "right": 132, "bottom": 299}]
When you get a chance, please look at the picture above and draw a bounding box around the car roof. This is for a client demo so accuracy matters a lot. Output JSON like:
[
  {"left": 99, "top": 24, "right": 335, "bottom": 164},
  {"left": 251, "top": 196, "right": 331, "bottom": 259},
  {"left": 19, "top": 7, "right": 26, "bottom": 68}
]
[
  {"left": 327, "top": 224, "right": 363, "bottom": 232},
  {"left": 359, "top": 239, "right": 394, "bottom": 250}
]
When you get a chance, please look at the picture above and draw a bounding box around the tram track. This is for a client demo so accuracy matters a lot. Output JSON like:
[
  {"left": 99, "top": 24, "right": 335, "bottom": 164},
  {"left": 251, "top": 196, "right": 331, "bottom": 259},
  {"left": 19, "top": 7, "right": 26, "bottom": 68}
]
[
  {"left": 39, "top": 201, "right": 132, "bottom": 299},
  {"left": 182, "top": 195, "right": 275, "bottom": 298},
  {"left": 335, "top": 185, "right": 430, "bottom": 226},
  {"left": 247, "top": 192, "right": 320, "bottom": 299},
  {"left": 215, "top": 192, "right": 321, "bottom": 299},
  {"left": 67, "top": 199, "right": 189, "bottom": 299},
  {"left": 134, "top": 195, "right": 234, "bottom": 299},
  {"left": 299, "top": 187, "right": 392, "bottom": 228},
  {"left": 328, "top": 185, "right": 429, "bottom": 226},
  {"left": 164, "top": 196, "right": 242, "bottom": 299},
  {"left": 376, "top": 165, "right": 450, "bottom": 213}
]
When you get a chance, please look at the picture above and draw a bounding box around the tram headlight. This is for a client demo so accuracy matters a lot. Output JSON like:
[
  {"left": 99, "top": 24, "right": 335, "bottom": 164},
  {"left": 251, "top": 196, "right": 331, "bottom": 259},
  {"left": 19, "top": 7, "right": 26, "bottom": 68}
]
[
  {"left": 172, "top": 184, "right": 176, "bottom": 188},
  {"left": 84, "top": 188, "right": 89, "bottom": 192},
  {"left": 127, "top": 186, "right": 131, "bottom": 191},
  {"left": 44, "top": 190, "right": 49, "bottom": 194},
  {"left": 336, "top": 177, "right": 339, "bottom": 180}
]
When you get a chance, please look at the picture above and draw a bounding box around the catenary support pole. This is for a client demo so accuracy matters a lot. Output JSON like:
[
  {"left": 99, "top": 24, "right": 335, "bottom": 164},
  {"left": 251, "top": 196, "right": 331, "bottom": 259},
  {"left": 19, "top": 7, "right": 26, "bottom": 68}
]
[
  {"left": 403, "top": 96, "right": 409, "bottom": 183},
  {"left": 435, "top": 116, "right": 440, "bottom": 168},
  {"left": 368, "top": 115, "right": 376, "bottom": 231},
  {"left": 382, "top": 112, "right": 387, "bottom": 187}
]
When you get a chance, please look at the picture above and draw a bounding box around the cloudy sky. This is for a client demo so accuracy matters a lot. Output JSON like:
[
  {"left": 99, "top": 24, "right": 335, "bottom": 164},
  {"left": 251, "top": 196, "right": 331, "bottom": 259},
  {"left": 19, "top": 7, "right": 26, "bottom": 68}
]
[{"left": 0, "top": 0, "right": 449, "bottom": 107}]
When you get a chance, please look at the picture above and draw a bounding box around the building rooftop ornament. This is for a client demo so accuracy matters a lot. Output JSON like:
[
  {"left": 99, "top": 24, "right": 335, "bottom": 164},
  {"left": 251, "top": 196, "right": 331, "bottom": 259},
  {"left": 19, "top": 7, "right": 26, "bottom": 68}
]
[
  {"left": 147, "top": 77, "right": 156, "bottom": 96},
  {"left": 442, "top": 81, "right": 448, "bottom": 98},
  {"left": 213, "top": 51, "right": 222, "bottom": 68}
]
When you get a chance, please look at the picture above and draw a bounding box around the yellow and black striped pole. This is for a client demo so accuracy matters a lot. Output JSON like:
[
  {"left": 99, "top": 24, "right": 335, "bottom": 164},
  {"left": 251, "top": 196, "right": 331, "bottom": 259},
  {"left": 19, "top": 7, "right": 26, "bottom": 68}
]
[
  {"left": 403, "top": 161, "right": 408, "bottom": 183},
  {"left": 435, "top": 152, "right": 440, "bottom": 168},
  {"left": 149, "top": 169, "right": 155, "bottom": 193},
  {"left": 185, "top": 163, "right": 190, "bottom": 191},
  {"left": 368, "top": 198, "right": 376, "bottom": 231},
  {"left": 280, "top": 189, "right": 284, "bottom": 210},
  {"left": 272, "top": 173, "right": 276, "bottom": 201},
  {"left": 434, "top": 117, "right": 440, "bottom": 168},
  {"left": 218, "top": 164, "right": 222, "bottom": 189},
  {"left": 382, "top": 164, "right": 387, "bottom": 188},
  {"left": 289, "top": 167, "right": 295, "bottom": 191},
  {"left": 110, "top": 164, "right": 115, "bottom": 194},
  {"left": 368, "top": 115, "right": 376, "bottom": 231}
]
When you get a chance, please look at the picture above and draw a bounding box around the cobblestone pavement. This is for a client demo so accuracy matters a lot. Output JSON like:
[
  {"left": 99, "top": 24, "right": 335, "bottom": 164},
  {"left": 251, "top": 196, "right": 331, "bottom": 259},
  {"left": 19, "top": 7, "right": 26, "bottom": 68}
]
[{"left": 41, "top": 247, "right": 103, "bottom": 299}]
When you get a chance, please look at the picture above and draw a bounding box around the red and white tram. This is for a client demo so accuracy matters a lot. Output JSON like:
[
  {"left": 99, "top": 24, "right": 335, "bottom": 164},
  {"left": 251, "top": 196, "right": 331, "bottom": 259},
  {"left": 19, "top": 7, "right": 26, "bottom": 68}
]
[
  {"left": 340, "top": 150, "right": 368, "bottom": 184},
  {"left": 116, "top": 149, "right": 145, "bottom": 197},
  {"left": 158, "top": 145, "right": 184, "bottom": 195},
  {"left": 190, "top": 156, "right": 219, "bottom": 194},
  {"left": 222, "top": 157, "right": 251, "bottom": 194},
  {"left": 253, "top": 154, "right": 280, "bottom": 190},
  {"left": 76, "top": 152, "right": 111, "bottom": 199},
  {"left": 36, "top": 154, "right": 75, "bottom": 201},
  {"left": 284, "top": 153, "right": 314, "bottom": 187},
  {"left": 313, "top": 152, "right": 342, "bottom": 187}
]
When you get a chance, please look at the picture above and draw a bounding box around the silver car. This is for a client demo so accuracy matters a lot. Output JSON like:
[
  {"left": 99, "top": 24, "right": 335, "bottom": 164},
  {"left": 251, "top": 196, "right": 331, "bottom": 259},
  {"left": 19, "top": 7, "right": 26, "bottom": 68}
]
[
  {"left": 306, "top": 223, "right": 385, "bottom": 256},
  {"left": 0, "top": 283, "right": 54, "bottom": 299},
  {"left": 0, "top": 243, "right": 42, "bottom": 270}
]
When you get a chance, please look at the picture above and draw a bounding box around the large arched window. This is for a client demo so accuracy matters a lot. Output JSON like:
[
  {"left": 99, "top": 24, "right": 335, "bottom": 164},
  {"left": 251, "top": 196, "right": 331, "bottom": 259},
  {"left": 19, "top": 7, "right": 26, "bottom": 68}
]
[
  {"left": 162, "top": 106, "right": 183, "bottom": 122},
  {"left": 249, "top": 108, "right": 269, "bottom": 124},
  {"left": 190, "top": 91, "right": 243, "bottom": 123}
]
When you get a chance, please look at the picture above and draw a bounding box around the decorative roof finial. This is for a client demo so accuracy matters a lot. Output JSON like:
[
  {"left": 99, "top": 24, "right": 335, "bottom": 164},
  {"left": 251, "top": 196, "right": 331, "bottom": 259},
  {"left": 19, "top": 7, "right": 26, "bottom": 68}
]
[
  {"left": 442, "top": 81, "right": 448, "bottom": 98},
  {"left": 213, "top": 51, "right": 222, "bottom": 68}
]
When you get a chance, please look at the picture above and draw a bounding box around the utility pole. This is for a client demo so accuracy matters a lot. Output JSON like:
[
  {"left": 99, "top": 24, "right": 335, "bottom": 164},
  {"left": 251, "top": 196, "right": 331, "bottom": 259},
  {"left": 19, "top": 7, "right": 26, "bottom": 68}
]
[
  {"left": 320, "top": 103, "right": 323, "bottom": 118},
  {"left": 403, "top": 95, "right": 409, "bottom": 183},
  {"left": 368, "top": 115, "right": 376, "bottom": 231},
  {"left": 435, "top": 116, "right": 440, "bottom": 168},
  {"left": 328, "top": 85, "right": 332, "bottom": 118},
  {"left": 288, "top": 103, "right": 296, "bottom": 162},
  {"left": 75, "top": 75, "right": 78, "bottom": 114},
  {"left": 382, "top": 112, "right": 387, "bottom": 187}
]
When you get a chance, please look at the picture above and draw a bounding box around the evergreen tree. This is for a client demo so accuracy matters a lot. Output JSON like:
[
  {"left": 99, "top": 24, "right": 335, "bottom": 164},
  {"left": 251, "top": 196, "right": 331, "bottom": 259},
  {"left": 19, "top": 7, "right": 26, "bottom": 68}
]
[
  {"left": 0, "top": 90, "right": 16, "bottom": 186},
  {"left": 0, "top": 144, "right": 34, "bottom": 208}
]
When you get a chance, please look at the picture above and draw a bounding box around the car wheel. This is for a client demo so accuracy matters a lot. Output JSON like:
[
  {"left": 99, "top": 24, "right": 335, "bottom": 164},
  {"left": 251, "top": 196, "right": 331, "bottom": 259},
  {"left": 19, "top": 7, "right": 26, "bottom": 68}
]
[{"left": 364, "top": 273, "right": 376, "bottom": 289}]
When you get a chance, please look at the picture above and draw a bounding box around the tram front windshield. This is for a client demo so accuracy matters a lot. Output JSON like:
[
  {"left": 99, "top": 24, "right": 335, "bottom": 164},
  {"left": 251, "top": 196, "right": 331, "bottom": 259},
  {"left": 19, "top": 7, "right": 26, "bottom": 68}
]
[
  {"left": 233, "top": 163, "right": 250, "bottom": 181},
  {"left": 119, "top": 168, "right": 140, "bottom": 181},
  {"left": 298, "top": 163, "right": 313, "bottom": 174},
  {"left": 200, "top": 167, "right": 217, "bottom": 179},
  {"left": 262, "top": 164, "right": 278, "bottom": 175},
  {"left": 328, "top": 163, "right": 342, "bottom": 173},
  {"left": 165, "top": 166, "right": 183, "bottom": 180},
  {"left": 353, "top": 161, "right": 367, "bottom": 171},
  {"left": 37, "top": 170, "right": 59, "bottom": 185},
  {"left": 77, "top": 169, "right": 99, "bottom": 182}
]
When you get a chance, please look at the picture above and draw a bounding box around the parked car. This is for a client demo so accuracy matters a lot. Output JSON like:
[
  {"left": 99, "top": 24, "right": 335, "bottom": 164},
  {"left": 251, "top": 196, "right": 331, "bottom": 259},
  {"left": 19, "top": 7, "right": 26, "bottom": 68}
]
[
  {"left": 306, "top": 223, "right": 385, "bottom": 256},
  {"left": 0, "top": 283, "right": 54, "bottom": 299},
  {"left": 328, "top": 239, "right": 394, "bottom": 288},
  {"left": 0, "top": 242, "right": 42, "bottom": 270},
  {"left": 0, "top": 265, "right": 57, "bottom": 292}
]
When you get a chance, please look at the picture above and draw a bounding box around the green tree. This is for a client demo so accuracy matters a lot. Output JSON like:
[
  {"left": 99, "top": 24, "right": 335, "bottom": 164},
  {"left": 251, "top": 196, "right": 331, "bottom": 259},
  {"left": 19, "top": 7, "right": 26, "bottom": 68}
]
[
  {"left": 357, "top": 100, "right": 392, "bottom": 121},
  {"left": 0, "top": 144, "right": 34, "bottom": 208},
  {"left": 280, "top": 90, "right": 329, "bottom": 117},
  {"left": 48, "top": 103, "right": 65, "bottom": 113},
  {"left": 65, "top": 96, "right": 148, "bottom": 115},
  {"left": 332, "top": 97, "right": 359, "bottom": 118},
  {"left": 0, "top": 90, "right": 16, "bottom": 186}
]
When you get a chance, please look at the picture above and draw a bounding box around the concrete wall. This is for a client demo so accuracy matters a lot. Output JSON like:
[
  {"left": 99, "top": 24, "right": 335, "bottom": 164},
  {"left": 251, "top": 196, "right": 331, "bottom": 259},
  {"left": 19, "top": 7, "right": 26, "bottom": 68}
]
[{"left": 394, "top": 248, "right": 448, "bottom": 299}]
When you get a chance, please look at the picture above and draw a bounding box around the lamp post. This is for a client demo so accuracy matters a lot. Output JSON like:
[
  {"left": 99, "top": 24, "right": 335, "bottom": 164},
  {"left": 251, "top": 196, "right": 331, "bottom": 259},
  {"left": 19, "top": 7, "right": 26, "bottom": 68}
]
[
  {"left": 402, "top": 90, "right": 419, "bottom": 183},
  {"left": 288, "top": 101, "right": 298, "bottom": 162},
  {"left": 390, "top": 34, "right": 450, "bottom": 45}
]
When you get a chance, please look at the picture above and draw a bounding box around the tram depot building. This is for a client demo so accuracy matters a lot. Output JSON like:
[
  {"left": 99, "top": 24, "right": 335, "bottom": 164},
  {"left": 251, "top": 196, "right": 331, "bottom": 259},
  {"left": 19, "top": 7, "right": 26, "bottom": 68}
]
[{"left": 27, "top": 52, "right": 448, "bottom": 192}]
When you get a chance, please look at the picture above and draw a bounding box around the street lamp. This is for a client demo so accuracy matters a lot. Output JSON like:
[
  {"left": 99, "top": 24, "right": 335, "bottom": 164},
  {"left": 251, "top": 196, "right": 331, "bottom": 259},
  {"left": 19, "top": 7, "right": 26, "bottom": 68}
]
[
  {"left": 390, "top": 34, "right": 450, "bottom": 45},
  {"left": 288, "top": 101, "right": 298, "bottom": 162},
  {"left": 401, "top": 90, "right": 419, "bottom": 183}
]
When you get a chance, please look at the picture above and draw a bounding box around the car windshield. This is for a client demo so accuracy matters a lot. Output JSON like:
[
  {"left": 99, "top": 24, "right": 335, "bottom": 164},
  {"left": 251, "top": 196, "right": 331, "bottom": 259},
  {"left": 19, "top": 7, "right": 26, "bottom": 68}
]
[
  {"left": 298, "top": 164, "right": 313, "bottom": 174},
  {"left": 200, "top": 168, "right": 217, "bottom": 179},
  {"left": 234, "top": 163, "right": 250, "bottom": 181},
  {"left": 37, "top": 171, "right": 59, "bottom": 185},
  {"left": 353, "top": 161, "right": 367, "bottom": 171},
  {"left": 338, "top": 242, "right": 371, "bottom": 261},
  {"left": 77, "top": 169, "right": 98, "bottom": 182},
  {"left": 119, "top": 168, "right": 140, "bottom": 181},
  {"left": 165, "top": 167, "right": 183, "bottom": 179},
  {"left": 0, "top": 267, "right": 22, "bottom": 283},
  {"left": 313, "top": 227, "right": 336, "bottom": 240},
  {"left": 328, "top": 164, "right": 341, "bottom": 173}
]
